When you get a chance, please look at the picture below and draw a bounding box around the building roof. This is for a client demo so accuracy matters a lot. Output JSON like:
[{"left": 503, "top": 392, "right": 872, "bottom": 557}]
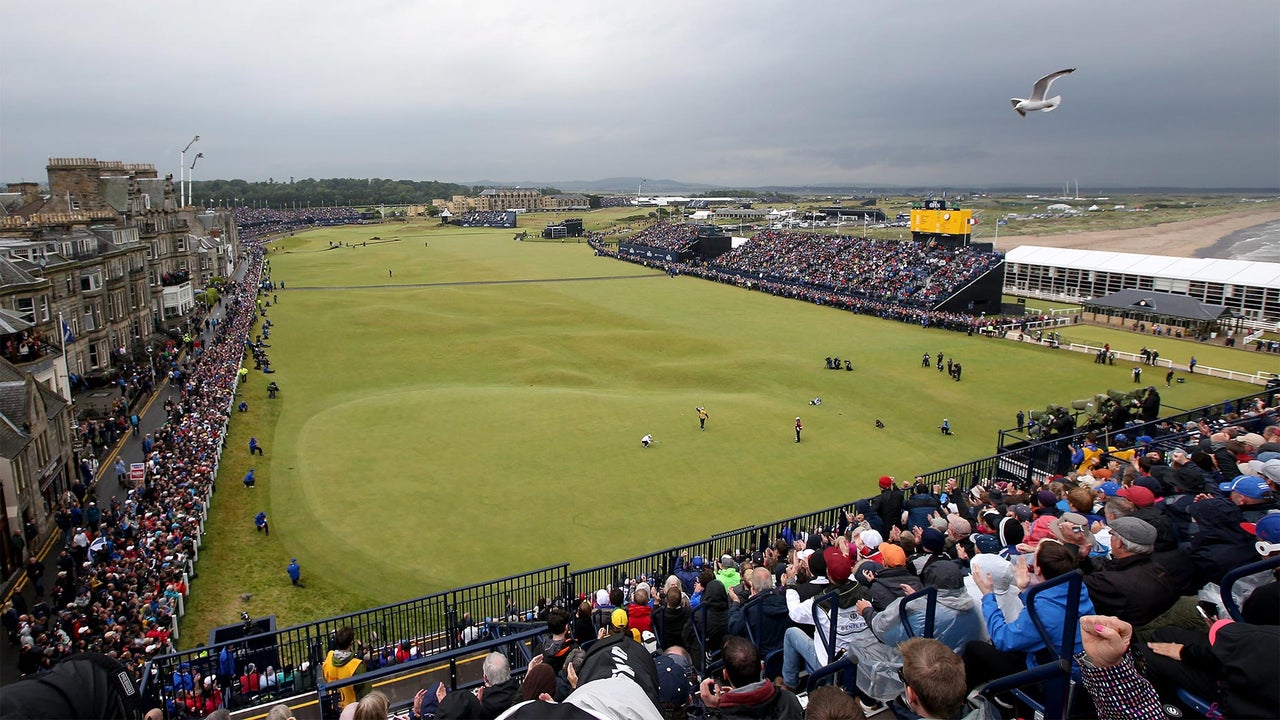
[
  {"left": 1005, "top": 245, "right": 1280, "bottom": 289},
  {"left": 0, "top": 257, "right": 41, "bottom": 287},
  {"left": 1084, "top": 289, "right": 1234, "bottom": 322},
  {"left": 0, "top": 308, "right": 34, "bottom": 334}
]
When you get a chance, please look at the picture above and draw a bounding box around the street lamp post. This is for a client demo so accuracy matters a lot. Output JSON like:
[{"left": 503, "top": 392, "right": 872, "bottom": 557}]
[
  {"left": 180, "top": 135, "right": 199, "bottom": 207},
  {"left": 188, "top": 153, "right": 204, "bottom": 209}
]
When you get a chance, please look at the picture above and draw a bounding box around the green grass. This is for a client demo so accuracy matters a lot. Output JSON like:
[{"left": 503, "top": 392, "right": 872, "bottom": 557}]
[{"left": 181, "top": 219, "right": 1253, "bottom": 646}]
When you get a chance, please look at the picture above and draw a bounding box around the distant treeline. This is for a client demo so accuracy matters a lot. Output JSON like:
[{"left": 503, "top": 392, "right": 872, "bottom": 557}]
[{"left": 188, "top": 177, "right": 477, "bottom": 208}]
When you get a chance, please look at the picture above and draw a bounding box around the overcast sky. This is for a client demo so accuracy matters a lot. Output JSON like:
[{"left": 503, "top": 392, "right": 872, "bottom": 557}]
[{"left": 2, "top": 1, "right": 1277, "bottom": 190}]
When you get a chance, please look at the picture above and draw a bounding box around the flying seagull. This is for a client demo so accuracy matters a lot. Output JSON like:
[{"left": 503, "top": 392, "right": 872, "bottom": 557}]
[{"left": 1011, "top": 68, "right": 1076, "bottom": 116}]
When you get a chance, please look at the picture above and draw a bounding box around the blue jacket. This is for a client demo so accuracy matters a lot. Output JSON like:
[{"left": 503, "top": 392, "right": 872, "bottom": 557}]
[
  {"left": 287, "top": 561, "right": 301, "bottom": 581},
  {"left": 219, "top": 647, "right": 235, "bottom": 676},
  {"left": 983, "top": 580, "right": 1094, "bottom": 669},
  {"left": 904, "top": 494, "right": 940, "bottom": 532},
  {"left": 674, "top": 562, "right": 701, "bottom": 595}
]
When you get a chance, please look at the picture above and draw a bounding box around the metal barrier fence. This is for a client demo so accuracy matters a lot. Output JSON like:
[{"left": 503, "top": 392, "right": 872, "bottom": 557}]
[
  {"left": 919, "top": 396, "right": 1279, "bottom": 492},
  {"left": 140, "top": 388, "right": 1278, "bottom": 718}
]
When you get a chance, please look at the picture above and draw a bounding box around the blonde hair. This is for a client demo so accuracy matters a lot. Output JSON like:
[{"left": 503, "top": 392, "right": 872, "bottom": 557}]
[{"left": 352, "top": 691, "right": 388, "bottom": 720}]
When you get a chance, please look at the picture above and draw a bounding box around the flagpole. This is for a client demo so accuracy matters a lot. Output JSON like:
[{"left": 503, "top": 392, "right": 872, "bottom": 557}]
[{"left": 58, "top": 312, "right": 72, "bottom": 401}]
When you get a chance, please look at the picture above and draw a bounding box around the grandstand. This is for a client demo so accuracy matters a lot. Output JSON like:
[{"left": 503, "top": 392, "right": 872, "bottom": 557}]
[
  {"left": 608, "top": 225, "right": 1006, "bottom": 318},
  {"left": 452, "top": 210, "right": 517, "bottom": 229}
]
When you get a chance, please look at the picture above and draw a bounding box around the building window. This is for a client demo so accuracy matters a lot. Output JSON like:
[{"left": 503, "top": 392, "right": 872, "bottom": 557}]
[
  {"left": 14, "top": 297, "right": 34, "bottom": 323},
  {"left": 88, "top": 343, "right": 99, "bottom": 368},
  {"left": 79, "top": 270, "right": 103, "bottom": 292}
]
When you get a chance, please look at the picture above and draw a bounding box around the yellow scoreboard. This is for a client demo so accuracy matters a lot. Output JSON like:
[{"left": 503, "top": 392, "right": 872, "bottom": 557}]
[{"left": 910, "top": 208, "right": 974, "bottom": 236}]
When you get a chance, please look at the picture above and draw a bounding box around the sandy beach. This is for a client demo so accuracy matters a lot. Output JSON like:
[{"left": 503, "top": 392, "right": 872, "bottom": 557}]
[{"left": 996, "top": 208, "right": 1280, "bottom": 258}]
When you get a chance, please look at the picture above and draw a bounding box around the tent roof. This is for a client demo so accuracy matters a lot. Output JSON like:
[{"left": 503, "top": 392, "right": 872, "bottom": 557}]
[
  {"left": 1005, "top": 245, "right": 1280, "bottom": 289},
  {"left": 1084, "top": 289, "right": 1234, "bottom": 322}
]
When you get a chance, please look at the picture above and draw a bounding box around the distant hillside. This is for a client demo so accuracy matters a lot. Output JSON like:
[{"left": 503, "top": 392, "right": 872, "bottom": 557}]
[{"left": 464, "top": 177, "right": 725, "bottom": 194}]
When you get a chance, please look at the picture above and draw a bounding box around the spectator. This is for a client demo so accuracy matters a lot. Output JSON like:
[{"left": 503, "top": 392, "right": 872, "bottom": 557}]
[
  {"left": 727, "top": 566, "right": 789, "bottom": 658},
  {"left": 626, "top": 586, "right": 653, "bottom": 634},
  {"left": 342, "top": 689, "right": 387, "bottom": 720},
  {"left": 863, "top": 542, "right": 922, "bottom": 610},
  {"left": 874, "top": 476, "right": 904, "bottom": 534},
  {"left": 477, "top": 651, "right": 521, "bottom": 717},
  {"left": 322, "top": 627, "right": 367, "bottom": 710},
  {"left": 699, "top": 635, "right": 803, "bottom": 719},
  {"left": 1187, "top": 498, "right": 1259, "bottom": 587},
  {"left": 653, "top": 586, "right": 690, "bottom": 652},
  {"left": 519, "top": 662, "right": 557, "bottom": 703},
  {"left": 684, "top": 578, "right": 729, "bottom": 668},
  {"left": 859, "top": 560, "right": 985, "bottom": 655},
  {"left": 779, "top": 544, "right": 867, "bottom": 690},
  {"left": 965, "top": 539, "right": 1096, "bottom": 690},
  {"left": 802, "top": 685, "right": 861, "bottom": 720},
  {"left": 897, "top": 638, "right": 969, "bottom": 720},
  {"left": 1080, "top": 517, "right": 1179, "bottom": 627}
]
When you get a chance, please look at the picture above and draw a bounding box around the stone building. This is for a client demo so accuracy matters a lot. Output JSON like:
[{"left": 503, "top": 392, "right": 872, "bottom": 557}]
[
  {"left": 476, "top": 187, "right": 542, "bottom": 212},
  {"left": 0, "top": 356, "right": 74, "bottom": 578}
]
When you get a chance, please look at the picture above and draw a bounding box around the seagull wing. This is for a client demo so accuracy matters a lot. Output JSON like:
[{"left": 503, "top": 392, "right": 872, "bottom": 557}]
[{"left": 1029, "top": 68, "right": 1075, "bottom": 101}]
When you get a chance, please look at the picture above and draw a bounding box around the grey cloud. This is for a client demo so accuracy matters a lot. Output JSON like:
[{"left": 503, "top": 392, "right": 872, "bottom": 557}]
[{"left": 1, "top": 0, "right": 1276, "bottom": 189}]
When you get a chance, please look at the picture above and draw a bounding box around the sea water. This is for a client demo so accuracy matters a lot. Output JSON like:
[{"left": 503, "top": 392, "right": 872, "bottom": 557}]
[{"left": 1203, "top": 217, "right": 1280, "bottom": 262}]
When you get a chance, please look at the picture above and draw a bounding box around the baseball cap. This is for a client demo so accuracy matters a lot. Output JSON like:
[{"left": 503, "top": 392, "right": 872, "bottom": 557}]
[
  {"left": 1096, "top": 481, "right": 1122, "bottom": 497},
  {"left": 1219, "top": 475, "right": 1273, "bottom": 500},
  {"left": 1009, "top": 504, "right": 1034, "bottom": 522},
  {"left": 1119, "top": 485, "right": 1157, "bottom": 508},
  {"left": 691, "top": 555, "right": 704, "bottom": 568},
  {"left": 1258, "top": 459, "right": 1280, "bottom": 484},
  {"left": 1241, "top": 512, "right": 1280, "bottom": 556},
  {"left": 640, "top": 630, "right": 658, "bottom": 654},
  {"left": 610, "top": 608, "right": 628, "bottom": 630},
  {"left": 719, "top": 554, "right": 737, "bottom": 570},
  {"left": 974, "top": 533, "right": 1001, "bottom": 554},
  {"left": 879, "top": 475, "right": 893, "bottom": 489},
  {"left": 1239, "top": 433, "right": 1266, "bottom": 449},
  {"left": 823, "top": 546, "right": 852, "bottom": 583},
  {"left": 653, "top": 653, "right": 693, "bottom": 708},
  {"left": 879, "top": 543, "right": 907, "bottom": 568}
]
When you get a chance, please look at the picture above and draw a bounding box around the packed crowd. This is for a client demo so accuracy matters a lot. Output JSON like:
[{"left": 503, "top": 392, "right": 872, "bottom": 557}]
[
  {"left": 1, "top": 243, "right": 268, "bottom": 696},
  {"left": 624, "top": 223, "right": 701, "bottom": 253},
  {"left": 598, "top": 196, "right": 637, "bottom": 208},
  {"left": 453, "top": 212, "right": 516, "bottom": 228},
  {"left": 709, "top": 230, "right": 1002, "bottom": 308},
  {"left": 233, "top": 207, "right": 363, "bottom": 240}
]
